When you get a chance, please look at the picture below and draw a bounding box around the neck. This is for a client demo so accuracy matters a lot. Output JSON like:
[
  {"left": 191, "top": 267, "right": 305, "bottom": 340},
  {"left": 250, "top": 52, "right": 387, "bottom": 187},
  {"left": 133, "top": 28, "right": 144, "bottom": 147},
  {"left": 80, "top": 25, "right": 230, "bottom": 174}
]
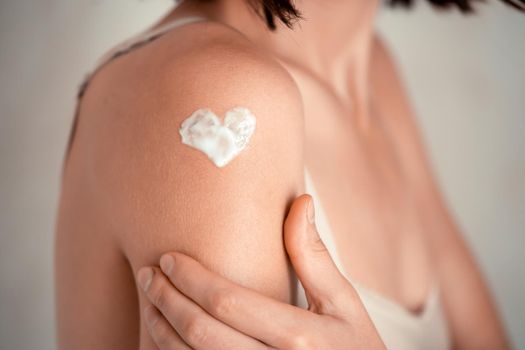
[
  {"left": 269, "top": 0, "right": 380, "bottom": 113},
  {"left": 174, "top": 0, "right": 379, "bottom": 117}
]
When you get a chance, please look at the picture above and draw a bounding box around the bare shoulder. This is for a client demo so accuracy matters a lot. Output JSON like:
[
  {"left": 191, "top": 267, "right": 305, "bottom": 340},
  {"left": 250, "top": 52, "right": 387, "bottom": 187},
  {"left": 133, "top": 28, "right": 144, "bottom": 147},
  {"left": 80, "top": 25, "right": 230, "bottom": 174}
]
[
  {"left": 76, "top": 20, "right": 305, "bottom": 183},
  {"left": 79, "top": 19, "right": 303, "bottom": 124},
  {"left": 71, "top": 17, "right": 305, "bottom": 291}
]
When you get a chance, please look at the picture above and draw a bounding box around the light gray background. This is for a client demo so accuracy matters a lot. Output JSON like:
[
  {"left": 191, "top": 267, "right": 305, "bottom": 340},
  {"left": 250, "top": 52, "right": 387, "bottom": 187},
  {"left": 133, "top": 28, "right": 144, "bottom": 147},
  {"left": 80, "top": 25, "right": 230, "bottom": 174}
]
[{"left": 0, "top": 0, "right": 523, "bottom": 348}]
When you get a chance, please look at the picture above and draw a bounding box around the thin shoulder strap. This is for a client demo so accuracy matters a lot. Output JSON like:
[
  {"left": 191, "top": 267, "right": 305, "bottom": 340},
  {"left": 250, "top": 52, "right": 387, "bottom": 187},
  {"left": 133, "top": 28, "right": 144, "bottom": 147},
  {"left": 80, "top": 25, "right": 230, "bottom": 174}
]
[{"left": 78, "top": 15, "right": 207, "bottom": 99}]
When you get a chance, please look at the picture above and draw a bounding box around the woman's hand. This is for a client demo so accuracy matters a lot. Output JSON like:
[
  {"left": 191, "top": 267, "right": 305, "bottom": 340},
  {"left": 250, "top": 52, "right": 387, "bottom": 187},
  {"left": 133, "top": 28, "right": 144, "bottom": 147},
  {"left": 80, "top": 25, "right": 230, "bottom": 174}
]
[{"left": 136, "top": 194, "right": 385, "bottom": 349}]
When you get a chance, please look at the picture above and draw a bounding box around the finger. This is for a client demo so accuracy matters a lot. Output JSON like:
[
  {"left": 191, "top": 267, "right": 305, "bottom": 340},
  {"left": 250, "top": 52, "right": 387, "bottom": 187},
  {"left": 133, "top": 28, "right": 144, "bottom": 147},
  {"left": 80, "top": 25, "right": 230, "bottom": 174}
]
[
  {"left": 144, "top": 304, "right": 193, "bottom": 350},
  {"left": 159, "top": 253, "right": 318, "bottom": 348},
  {"left": 138, "top": 266, "right": 269, "bottom": 350},
  {"left": 284, "top": 194, "right": 359, "bottom": 315}
]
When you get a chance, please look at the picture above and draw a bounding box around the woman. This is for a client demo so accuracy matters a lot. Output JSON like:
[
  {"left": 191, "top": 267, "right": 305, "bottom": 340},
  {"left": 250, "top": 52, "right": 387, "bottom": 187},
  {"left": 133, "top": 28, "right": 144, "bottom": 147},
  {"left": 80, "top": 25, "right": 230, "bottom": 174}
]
[{"left": 55, "top": 0, "right": 517, "bottom": 348}]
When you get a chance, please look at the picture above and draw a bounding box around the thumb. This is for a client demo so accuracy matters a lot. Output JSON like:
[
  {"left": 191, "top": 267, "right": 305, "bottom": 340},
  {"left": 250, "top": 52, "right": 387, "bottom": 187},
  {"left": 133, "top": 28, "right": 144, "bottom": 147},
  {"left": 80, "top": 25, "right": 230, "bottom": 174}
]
[{"left": 284, "top": 194, "right": 355, "bottom": 315}]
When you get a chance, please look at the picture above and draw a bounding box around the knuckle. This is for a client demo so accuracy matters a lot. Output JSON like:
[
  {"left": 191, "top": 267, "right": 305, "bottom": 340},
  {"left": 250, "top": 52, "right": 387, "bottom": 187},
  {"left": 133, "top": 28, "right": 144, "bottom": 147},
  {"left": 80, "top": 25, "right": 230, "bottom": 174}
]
[
  {"left": 309, "top": 233, "right": 328, "bottom": 255},
  {"left": 209, "top": 288, "right": 236, "bottom": 317},
  {"left": 151, "top": 321, "right": 170, "bottom": 345},
  {"left": 344, "top": 287, "right": 367, "bottom": 314},
  {"left": 183, "top": 316, "right": 208, "bottom": 346},
  {"left": 287, "top": 330, "right": 315, "bottom": 350},
  {"left": 327, "top": 286, "right": 363, "bottom": 318},
  {"left": 320, "top": 294, "right": 343, "bottom": 315},
  {"left": 288, "top": 233, "right": 328, "bottom": 262},
  {"left": 322, "top": 286, "right": 358, "bottom": 315},
  {"left": 153, "top": 285, "right": 168, "bottom": 309}
]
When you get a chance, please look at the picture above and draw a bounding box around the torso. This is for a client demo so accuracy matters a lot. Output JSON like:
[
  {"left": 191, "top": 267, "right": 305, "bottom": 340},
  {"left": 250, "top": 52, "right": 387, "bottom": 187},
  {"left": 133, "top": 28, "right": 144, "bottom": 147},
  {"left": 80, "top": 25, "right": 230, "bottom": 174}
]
[
  {"left": 287, "top": 36, "right": 451, "bottom": 347},
  {"left": 279, "top": 39, "right": 435, "bottom": 315}
]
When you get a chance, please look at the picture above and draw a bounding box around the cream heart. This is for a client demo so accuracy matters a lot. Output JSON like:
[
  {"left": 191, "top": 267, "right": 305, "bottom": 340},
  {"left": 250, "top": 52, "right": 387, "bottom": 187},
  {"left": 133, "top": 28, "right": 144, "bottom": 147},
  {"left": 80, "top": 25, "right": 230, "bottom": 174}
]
[{"left": 179, "top": 107, "right": 257, "bottom": 167}]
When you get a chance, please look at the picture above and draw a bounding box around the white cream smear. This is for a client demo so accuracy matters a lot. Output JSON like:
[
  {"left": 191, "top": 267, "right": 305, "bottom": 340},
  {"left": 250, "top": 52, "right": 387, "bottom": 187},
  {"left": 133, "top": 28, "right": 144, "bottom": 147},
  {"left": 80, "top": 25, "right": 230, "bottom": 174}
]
[{"left": 179, "top": 107, "right": 257, "bottom": 167}]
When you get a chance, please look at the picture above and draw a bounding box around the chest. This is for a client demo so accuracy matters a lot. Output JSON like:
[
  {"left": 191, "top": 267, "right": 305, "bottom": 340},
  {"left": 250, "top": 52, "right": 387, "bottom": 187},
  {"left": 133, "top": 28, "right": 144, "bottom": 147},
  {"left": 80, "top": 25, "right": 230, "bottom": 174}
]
[{"left": 287, "top": 66, "right": 434, "bottom": 306}]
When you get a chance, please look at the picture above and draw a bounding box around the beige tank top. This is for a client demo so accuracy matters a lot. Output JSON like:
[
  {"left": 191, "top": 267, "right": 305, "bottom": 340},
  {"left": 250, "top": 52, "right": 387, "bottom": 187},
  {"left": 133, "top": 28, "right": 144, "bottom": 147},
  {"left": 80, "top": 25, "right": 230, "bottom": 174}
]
[{"left": 68, "top": 12, "right": 452, "bottom": 349}]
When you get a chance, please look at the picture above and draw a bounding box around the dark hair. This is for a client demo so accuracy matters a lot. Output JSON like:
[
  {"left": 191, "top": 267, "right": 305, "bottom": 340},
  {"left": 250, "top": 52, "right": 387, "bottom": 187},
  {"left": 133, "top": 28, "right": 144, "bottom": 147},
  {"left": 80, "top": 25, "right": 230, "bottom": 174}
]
[{"left": 248, "top": 0, "right": 525, "bottom": 30}]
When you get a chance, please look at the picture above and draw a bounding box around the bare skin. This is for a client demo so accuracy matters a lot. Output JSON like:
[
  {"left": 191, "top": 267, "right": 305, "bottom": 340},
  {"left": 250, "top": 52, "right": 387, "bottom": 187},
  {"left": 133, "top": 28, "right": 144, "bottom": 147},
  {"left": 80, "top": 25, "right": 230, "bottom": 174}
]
[
  {"left": 54, "top": 0, "right": 510, "bottom": 349},
  {"left": 138, "top": 195, "right": 386, "bottom": 349}
]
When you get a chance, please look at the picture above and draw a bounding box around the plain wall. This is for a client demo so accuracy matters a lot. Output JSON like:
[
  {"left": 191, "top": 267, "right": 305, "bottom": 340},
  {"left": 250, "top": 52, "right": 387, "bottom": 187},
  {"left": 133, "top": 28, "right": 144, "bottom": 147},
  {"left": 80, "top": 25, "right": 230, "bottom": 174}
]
[{"left": 0, "top": 0, "right": 523, "bottom": 348}]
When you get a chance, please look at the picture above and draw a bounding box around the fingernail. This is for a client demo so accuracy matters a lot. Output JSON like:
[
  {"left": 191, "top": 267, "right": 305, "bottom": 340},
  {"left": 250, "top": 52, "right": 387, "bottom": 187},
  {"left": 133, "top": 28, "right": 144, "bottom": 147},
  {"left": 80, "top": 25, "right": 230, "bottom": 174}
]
[
  {"left": 144, "top": 305, "right": 159, "bottom": 327},
  {"left": 160, "top": 254, "right": 174, "bottom": 275},
  {"left": 137, "top": 267, "right": 153, "bottom": 292},
  {"left": 307, "top": 197, "right": 315, "bottom": 225}
]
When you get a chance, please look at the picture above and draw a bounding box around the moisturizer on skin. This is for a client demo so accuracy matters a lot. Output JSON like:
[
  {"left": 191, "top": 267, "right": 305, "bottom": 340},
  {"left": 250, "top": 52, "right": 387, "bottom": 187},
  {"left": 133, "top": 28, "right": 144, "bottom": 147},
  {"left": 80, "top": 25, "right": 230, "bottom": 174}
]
[{"left": 179, "top": 107, "right": 257, "bottom": 167}]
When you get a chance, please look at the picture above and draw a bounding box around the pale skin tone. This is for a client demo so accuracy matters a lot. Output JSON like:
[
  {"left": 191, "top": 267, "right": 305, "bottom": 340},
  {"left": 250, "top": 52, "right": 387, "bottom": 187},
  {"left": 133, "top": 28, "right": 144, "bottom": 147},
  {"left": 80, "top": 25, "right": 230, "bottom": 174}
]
[
  {"left": 137, "top": 194, "right": 386, "bottom": 349},
  {"left": 55, "top": 0, "right": 510, "bottom": 349}
]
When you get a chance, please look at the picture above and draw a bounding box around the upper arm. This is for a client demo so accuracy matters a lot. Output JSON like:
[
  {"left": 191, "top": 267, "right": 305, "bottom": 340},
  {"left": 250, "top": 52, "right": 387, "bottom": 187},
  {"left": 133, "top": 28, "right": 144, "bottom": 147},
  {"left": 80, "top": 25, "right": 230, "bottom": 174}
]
[{"left": 80, "top": 38, "right": 305, "bottom": 348}]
